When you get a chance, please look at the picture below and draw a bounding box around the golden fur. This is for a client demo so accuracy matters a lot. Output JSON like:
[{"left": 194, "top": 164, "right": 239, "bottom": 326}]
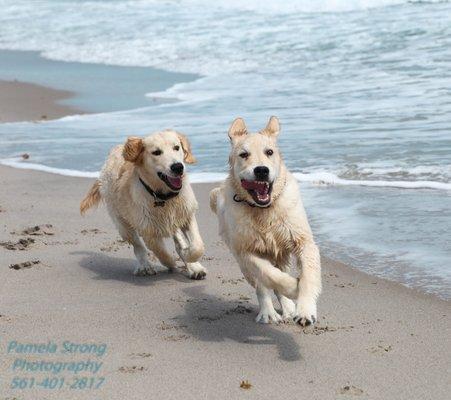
[
  {"left": 210, "top": 117, "right": 321, "bottom": 325},
  {"left": 80, "top": 180, "right": 101, "bottom": 215},
  {"left": 80, "top": 129, "right": 206, "bottom": 279}
]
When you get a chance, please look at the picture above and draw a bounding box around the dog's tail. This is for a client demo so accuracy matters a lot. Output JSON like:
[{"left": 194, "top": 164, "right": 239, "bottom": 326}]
[
  {"left": 209, "top": 187, "right": 220, "bottom": 214},
  {"left": 80, "top": 180, "right": 102, "bottom": 215}
]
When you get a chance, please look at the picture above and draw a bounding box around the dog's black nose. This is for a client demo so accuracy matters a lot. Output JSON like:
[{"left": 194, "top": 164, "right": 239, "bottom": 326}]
[
  {"left": 254, "top": 166, "right": 270, "bottom": 180},
  {"left": 170, "top": 162, "right": 184, "bottom": 176}
]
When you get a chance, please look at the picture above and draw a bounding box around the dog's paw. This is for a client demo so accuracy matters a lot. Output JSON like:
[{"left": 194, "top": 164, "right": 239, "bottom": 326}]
[
  {"left": 280, "top": 298, "right": 296, "bottom": 322},
  {"left": 255, "top": 308, "right": 282, "bottom": 324},
  {"left": 133, "top": 264, "right": 157, "bottom": 276},
  {"left": 293, "top": 297, "right": 317, "bottom": 327},
  {"left": 187, "top": 262, "right": 207, "bottom": 280}
]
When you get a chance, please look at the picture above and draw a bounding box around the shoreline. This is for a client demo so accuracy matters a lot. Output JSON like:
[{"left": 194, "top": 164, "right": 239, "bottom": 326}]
[
  {"left": 0, "top": 49, "right": 199, "bottom": 113},
  {"left": 0, "top": 164, "right": 449, "bottom": 399},
  {"left": 1, "top": 159, "right": 449, "bottom": 300},
  {"left": 0, "top": 80, "right": 85, "bottom": 123},
  {"left": 0, "top": 163, "right": 446, "bottom": 303}
]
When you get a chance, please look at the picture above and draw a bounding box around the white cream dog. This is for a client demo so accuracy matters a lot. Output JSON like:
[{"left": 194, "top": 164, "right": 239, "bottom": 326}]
[
  {"left": 80, "top": 130, "right": 206, "bottom": 280},
  {"left": 210, "top": 117, "right": 321, "bottom": 326}
]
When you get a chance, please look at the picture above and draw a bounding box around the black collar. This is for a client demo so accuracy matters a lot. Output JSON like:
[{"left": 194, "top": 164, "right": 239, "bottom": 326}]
[{"left": 139, "top": 177, "right": 179, "bottom": 207}]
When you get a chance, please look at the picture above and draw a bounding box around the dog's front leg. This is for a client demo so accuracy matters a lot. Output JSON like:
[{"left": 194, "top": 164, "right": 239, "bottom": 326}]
[
  {"left": 173, "top": 218, "right": 206, "bottom": 280},
  {"left": 255, "top": 285, "right": 282, "bottom": 324},
  {"left": 235, "top": 253, "right": 299, "bottom": 323},
  {"left": 294, "top": 240, "right": 321, "bottom": 326},
  {"left": 143, "top": 236, "right": 177, "bottom": 273}
]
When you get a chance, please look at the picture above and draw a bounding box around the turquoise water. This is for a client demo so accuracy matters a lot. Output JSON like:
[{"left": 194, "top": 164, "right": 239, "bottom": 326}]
[
  {"left": 0, "top": 0, "right": 450, "bottom": 298},
  {"left": 0, "top": 50, "right": 196, "bottom": 112}
]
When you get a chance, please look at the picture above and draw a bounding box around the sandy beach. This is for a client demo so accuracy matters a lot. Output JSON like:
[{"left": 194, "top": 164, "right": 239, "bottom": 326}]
[
  {"left": 0, "top": 164, "right": 449, "bottom": 399},
  {"left": 0, "top": 80, "right": 83, "bottom": 123},
  {"left": 1, "top": 2, "right": 450, "bottom": 398}
]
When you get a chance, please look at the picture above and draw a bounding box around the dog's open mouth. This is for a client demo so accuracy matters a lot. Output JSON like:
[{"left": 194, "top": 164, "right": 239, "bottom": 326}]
[
  {"left": 158, "top": 172, "right": 183, "bottom": 191},
  {"left": 241, "top": 180, "right": 273, "bottom": 206}
]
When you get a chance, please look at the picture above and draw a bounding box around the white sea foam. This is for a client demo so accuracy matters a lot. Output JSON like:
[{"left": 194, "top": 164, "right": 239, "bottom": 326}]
[
  {"left": 0, "top": 158, "right": 225, "bottom": 181},
  {"left": 0, "top": 0, "right": 421, "bottom": 76},
  {"left": 293, "top": 172, "right": 451, "bottom": 190},
  {"left": 188, "top": 172, "right": 227, "bottom": 183},
  {"left": 356, "top": 164, "right": 451, "bottom": 177},
  {"left": 0, "top": 158, "right": 99, "bottom": 178},
  {"left": 0, "top": 0, "right": 450, "bottom": 298},
  {"left": 145, "top": 78, "right": 218, "bottom": 104},
  {"left": 2, "top": 158, "right": 450, "bottom": 191}
]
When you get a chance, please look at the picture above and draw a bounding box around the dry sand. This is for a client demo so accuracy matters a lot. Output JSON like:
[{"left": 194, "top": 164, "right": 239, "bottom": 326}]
[
  {"left": 0, "top": 164, "right": 449, "bottom": 399},
  {"left": 0, "top": 80, "right": 83, "bottom": 123}
]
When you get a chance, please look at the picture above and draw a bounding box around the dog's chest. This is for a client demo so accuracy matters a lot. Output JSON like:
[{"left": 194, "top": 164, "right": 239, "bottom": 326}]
[
  {"left": 136, "top": 198, "right": 192, "bottom": 237},
  {"left": 233, "top": 207, "right": 294, "bottom": 260}
]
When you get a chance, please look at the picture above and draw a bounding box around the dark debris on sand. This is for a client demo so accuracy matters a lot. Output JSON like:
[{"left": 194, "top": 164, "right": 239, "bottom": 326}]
[
  {"left": 240, "top": 380, "right": 252, "bottom": 390},
  {"left": 9, "top": 260, "right": 40, "bottom": 270},
  {"left": 118, "top": 365, "right": 148, "bottom": 373},
  {"left": 81, "top": 228, "right": 106, "bottom": 235},
  {"left": 302, "top": 324, "right": 354, "bottom": 335},
  {"left": 128, "top": 353, "right": 152, "bottom": 359},
  {"left": 225, "top": 305, "right": 253, "bottom": 315},
  {"left": 0, "top": 237, "right": 35, "bottom": 250},
  {"left": 339, "top": 385, "right": 364, "bottom": 395},
  {"left": 16, "top": 224, "right": 54, "bottom": 236}
]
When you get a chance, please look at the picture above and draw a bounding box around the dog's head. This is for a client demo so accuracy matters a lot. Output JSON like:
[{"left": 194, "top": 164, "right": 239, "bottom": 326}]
[
  {"left": 123, "top": 129, "right": 196, "bottom": 192},
  {"left": 228, "top": 116, "right": 285, "bottom": 207}
]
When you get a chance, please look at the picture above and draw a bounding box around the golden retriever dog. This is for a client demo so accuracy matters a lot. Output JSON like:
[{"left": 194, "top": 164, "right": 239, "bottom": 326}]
[
  {"left": 210, "top": 117, "right": 321, "bottom": 326},
  {"left": 80, "top": 130, "right": 207, "bottom": 280}
]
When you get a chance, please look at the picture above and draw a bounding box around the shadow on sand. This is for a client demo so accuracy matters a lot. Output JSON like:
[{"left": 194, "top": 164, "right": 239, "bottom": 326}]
[
  {"left": 174, "top": 285, "right": 302, "bottom": 362},
  {"left": 73, "top": 251, "right": 301, "bottom": 361},
  {"left": 73, "top": 250, "right": 188, "bottom": 286}
]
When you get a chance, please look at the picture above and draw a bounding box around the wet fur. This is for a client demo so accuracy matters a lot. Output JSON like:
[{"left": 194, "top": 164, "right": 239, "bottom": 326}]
[
  {"left": 210, "top": 117, "right": 321, "bottom": 325},
  {"left": 80, "top": 130, "right": 206, "bottom": 279}
]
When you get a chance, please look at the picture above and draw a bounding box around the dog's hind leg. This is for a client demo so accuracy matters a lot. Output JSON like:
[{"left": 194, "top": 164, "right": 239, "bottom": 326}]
[
  {"left": 255, "top": 285, "right": 282, "bottom": 324},
  {"left": 180, "top": 217, "right": 205, "bottom": 263},
  {"left": 274, "top": 261, "right": 296, "bottom": 321},
  {"left": 173, "top": 227, "right": 206, "bottom": 280},
  {"left": 209, "top": 187, "right": 221, "bottom": 214},
  {"left": 112, "top": 216, "right": 156, "bottom": 276}
]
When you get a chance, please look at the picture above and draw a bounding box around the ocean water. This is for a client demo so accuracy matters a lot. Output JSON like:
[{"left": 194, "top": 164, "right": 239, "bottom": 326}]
[
  {"left": 0, "top": 0, "right": 450, "bottom": 298},
  {"left": 0, "top": 50, "right": 197, "bottom": 112}
]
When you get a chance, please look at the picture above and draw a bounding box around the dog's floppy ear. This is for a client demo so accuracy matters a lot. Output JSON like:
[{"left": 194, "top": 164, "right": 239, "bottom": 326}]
[
  {"left": 260, "top": 116, "right": 280, "bottom": 138},
  {"left": 123, "top": 136, "right": 144, "bottom": 163},
  {"left": 176, "top": 132, "right": 196, "bottom": 164},
  {"left": 228, "top": 117, "right": 248, "bottom": 143}
]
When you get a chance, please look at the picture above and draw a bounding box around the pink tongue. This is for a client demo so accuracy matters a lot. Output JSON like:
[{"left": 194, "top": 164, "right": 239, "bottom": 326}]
[
  {"left": 167, "top": 176, "right": 182, "bottom": 189},
  {"left": 241, "top": 180, "right": 269, "bottom": 195}
]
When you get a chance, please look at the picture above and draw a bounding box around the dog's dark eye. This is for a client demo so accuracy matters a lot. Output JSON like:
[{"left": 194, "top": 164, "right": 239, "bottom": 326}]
[
  {"left": 239, "top": 151, "right": 249, "bottom": 159},
  {"left": 152, "top": 149, "right": 162, "bottom": 156},
  {"left": 174, "top": 145, "right": 180, "bottom": 151},
  {"left": 266, "top": 149, "right": 274, "bottom": 157}
]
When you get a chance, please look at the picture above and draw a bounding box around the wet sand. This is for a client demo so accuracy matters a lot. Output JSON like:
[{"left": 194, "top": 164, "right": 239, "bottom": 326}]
[
  {"left": 0, "top": 164, "right": 449, "bottom": 399},
  {"left": 0, "top": 80, "right": 83, "bottom": 123}
]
